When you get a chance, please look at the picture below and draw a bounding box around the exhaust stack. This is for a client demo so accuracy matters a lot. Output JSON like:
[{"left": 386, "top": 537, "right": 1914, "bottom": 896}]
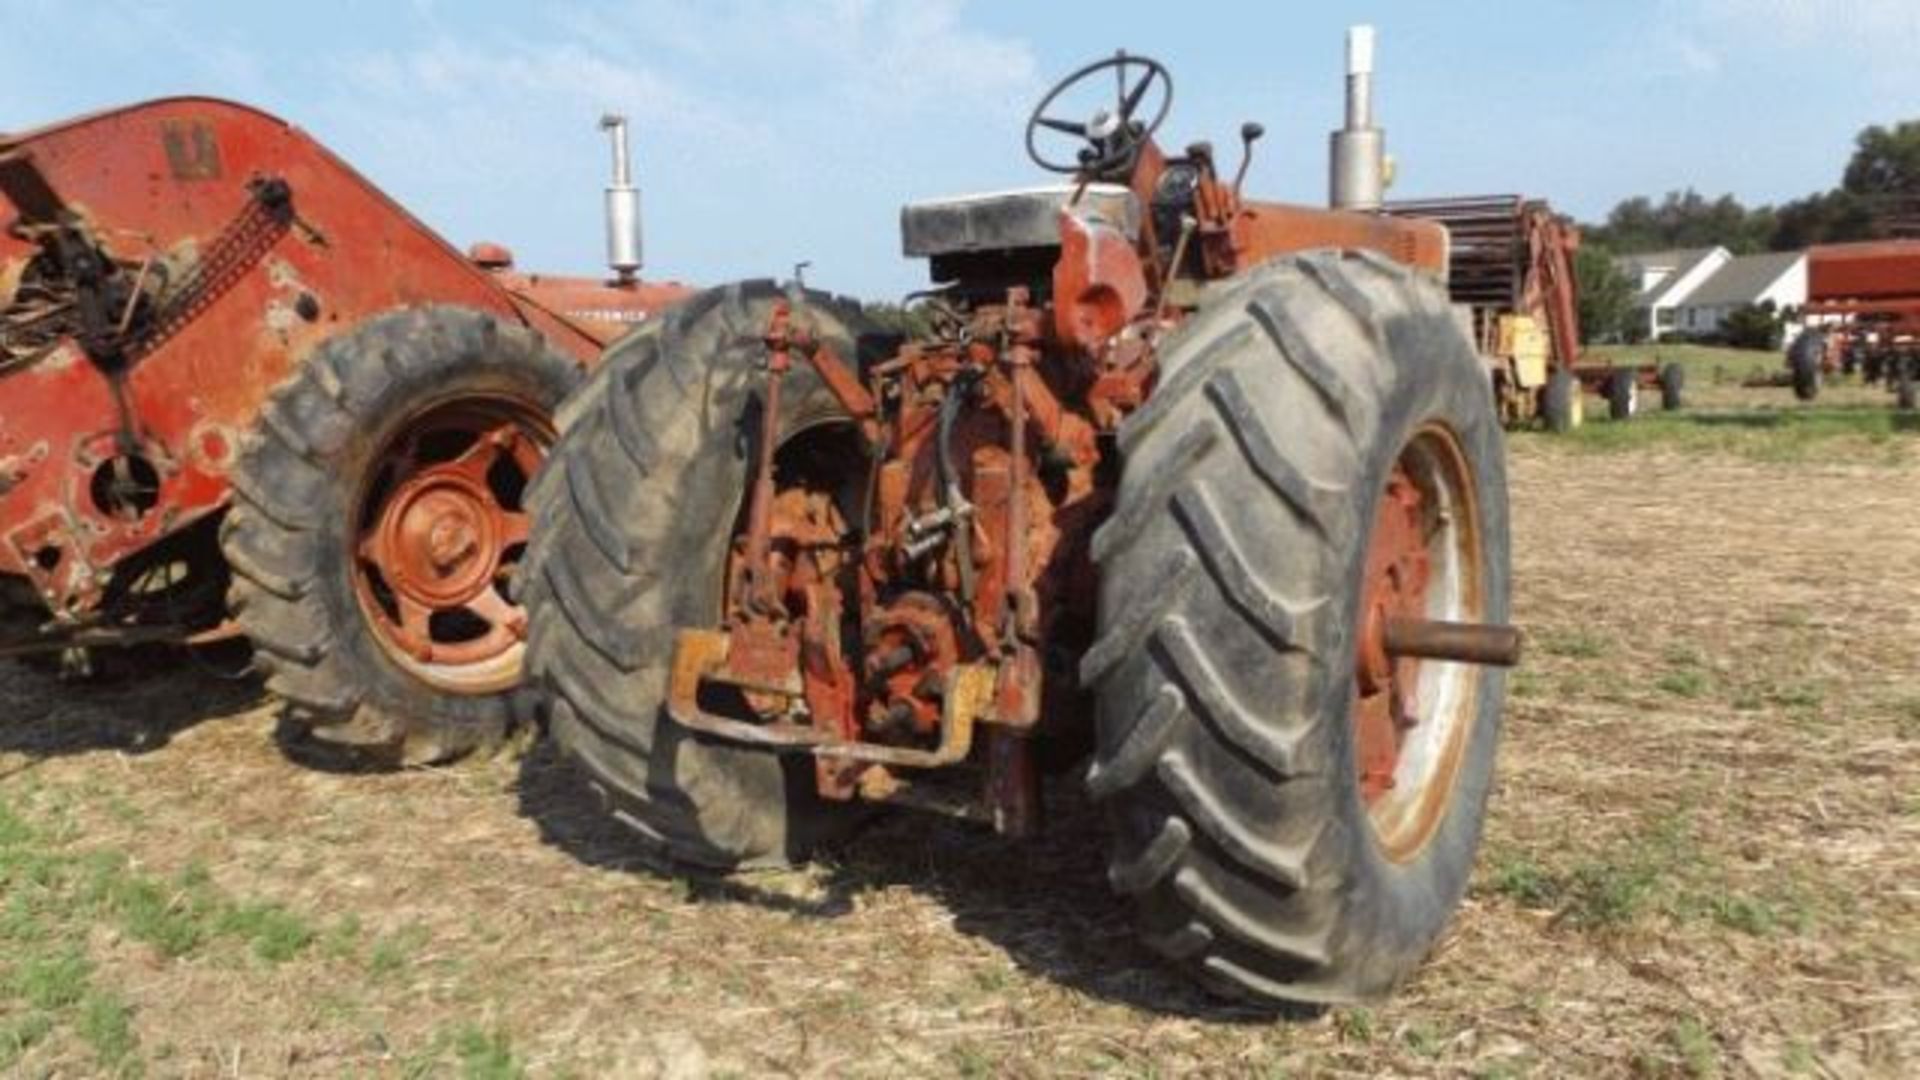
[
  {"left": 1329, "top": 25, "right": 1385, "bottom": 211},
  {"left": 600, "top": 114, "right": 643, "bottom": 284}
]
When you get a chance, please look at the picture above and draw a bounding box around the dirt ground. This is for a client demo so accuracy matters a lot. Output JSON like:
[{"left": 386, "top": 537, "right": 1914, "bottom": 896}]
[{"left": 2, "top": 400, "right": 1917, "bottom": 1077}]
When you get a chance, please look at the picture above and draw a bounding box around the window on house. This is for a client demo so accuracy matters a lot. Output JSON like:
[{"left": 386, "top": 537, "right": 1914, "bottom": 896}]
[{"left": 1657, "top": 308, "right": 1675, "bottom": 328}]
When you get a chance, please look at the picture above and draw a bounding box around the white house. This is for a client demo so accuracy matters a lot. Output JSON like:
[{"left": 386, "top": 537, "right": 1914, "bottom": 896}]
[
  {"left": 1669, "top": 251, "right": 1807, "bottom": 339},
  {"left": 1615, "top": 247, "right": 1729, "bottom": 341}
]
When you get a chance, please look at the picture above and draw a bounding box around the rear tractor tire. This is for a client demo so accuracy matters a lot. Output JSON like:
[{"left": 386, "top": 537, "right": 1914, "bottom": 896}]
[
  {"left": 223, "top": 306, "right": 583, "bottom": 765},
  {"left": 520, "top": 281, "right": 878, "bottom": 869},
  {"left": 1085, "top": 252, "right": 1510, "bottom": 1004}
]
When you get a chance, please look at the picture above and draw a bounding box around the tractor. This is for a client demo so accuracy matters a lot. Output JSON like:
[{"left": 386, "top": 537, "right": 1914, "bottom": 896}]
[
  {"left": 523, "top": 28, "right": 1520, "bottom": 1003},
  {"left": 0, "top": 99, "right": 688, "bottom": 762}
]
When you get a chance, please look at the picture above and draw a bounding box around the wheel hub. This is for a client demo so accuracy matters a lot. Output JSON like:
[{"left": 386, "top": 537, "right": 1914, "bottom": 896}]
[
  {"left": 378, "top": 474, "right": 501, "bottom": 608},
  {"left": 1353, "top": 467, "right": 1431, "bottom": 804},
  {"left": 1349, "top": 424, "right": 1488, "bottom": 862},
  {"left": 350, "top": 399, "right": 547, "bottom": 692}
]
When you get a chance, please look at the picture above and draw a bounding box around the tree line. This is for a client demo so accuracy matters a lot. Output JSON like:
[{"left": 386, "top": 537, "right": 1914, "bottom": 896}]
[{"left": 1576, "top": 120, "right": 1919, "bottom": 343}]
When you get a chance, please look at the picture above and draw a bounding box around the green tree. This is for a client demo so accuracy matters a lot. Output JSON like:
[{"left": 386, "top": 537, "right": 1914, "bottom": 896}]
[
  {"left": 1588, "top": 189, "right": 1775, "bottom": 255},
  {"left": 1573, "top": 244, "right": 1634, "bottom": 343},
  {"left": 1768, "top": 189, "right": 1877, "bottom": 249},
  {"left": 1720, "top": 301, "right": 1784, "bottom": 351},
  {"left": 1843, "top": 121, "right": 1920, "bottom": 196}
]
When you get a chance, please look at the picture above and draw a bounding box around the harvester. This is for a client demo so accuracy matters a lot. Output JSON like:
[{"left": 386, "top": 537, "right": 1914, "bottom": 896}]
[
  {"left": 0, "top": 99, "right": 688, "bottom": 761},
  {"left": 1387, "top": 195, "right": 1685, "bottom": 430},
  {"left": 1787, "top": 240, "right": 1920, "bottom": 409},
  {"left": 524, "top": 29, "right": 1520, "bottom": 1003}
]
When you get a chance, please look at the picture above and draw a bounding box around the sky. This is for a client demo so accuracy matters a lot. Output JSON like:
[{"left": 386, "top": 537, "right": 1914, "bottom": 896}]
[{"left": 2, "top": 1, "right": 1916, "bottom": 298}]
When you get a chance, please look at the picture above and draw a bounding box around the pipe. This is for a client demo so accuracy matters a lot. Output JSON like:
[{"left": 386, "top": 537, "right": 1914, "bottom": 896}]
[
  {"left": 1329, "top": 25, "right": 1385, "bottom": 211},
  {"left": 1383, "top": 617, "right": 1523, "bottom": 668},
  {"left": 599, "top": 114, "right": 643, "bottom": 283}
]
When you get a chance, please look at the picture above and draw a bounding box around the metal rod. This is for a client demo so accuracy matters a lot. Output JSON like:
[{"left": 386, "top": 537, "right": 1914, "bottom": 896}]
[
  {"left": 1383, "top": 617, "right": 1522, "bottom": 667},
  {"left": 740, "top": 306, "right": 792, "bottom": 616}
]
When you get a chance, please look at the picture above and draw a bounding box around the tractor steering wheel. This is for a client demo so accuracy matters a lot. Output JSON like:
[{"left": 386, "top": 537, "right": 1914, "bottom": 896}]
[{"left": 1024, "top": 52, "right": 1173, "bottom": 176}]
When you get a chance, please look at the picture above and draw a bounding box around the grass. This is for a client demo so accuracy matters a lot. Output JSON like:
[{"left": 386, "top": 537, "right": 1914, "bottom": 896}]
[
  {"left": 1516, "top": 403, "right": 1920, "bottom": 462},
  {"left": 0, "top": 794, "right": 353, "bottom": 1072},
  {"left": 1586, "top": 342, "right": 1779, "bottom": 382},
  {"left": 1479, "top": 812, "right": 1820, "bottom": 940},
  {"left": 1670, "top": 1016, "right": 1722, "bottom": 1078}
]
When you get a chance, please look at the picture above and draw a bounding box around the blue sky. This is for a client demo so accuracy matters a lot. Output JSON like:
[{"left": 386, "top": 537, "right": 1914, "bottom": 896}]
[{"left": 3, "top": 1, "right": 1915, "bottom": 297}]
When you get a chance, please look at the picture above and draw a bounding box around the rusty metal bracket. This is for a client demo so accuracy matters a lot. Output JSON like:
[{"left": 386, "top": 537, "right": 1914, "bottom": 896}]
[{"left": 665, "top": 627, "right": 995, "bottom": 768}]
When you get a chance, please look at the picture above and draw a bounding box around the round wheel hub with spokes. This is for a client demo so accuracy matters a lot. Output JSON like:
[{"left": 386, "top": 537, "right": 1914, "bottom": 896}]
[
  {"left": 1351, "top": 424, "right": 1487, "bottom": 861},
  {"left": 353, "top": 399, "right": 548, "bottom": 694}
]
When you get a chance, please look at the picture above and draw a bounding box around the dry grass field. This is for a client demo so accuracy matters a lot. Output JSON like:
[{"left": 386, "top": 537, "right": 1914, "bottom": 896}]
[{"left": 1, "top": 385, "right": 1916, "bottom": 1077}]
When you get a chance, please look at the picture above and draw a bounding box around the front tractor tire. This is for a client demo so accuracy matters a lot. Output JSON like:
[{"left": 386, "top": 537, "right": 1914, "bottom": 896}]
[
  {"left": 1084, "top": 252, "right": 1510, "bottom": 1005},
  {"left": 223, "top": 306, "right": 583, "bottom": 765},
  {"left": 519, "top": 282, "right": 876, "bottom": 869}
]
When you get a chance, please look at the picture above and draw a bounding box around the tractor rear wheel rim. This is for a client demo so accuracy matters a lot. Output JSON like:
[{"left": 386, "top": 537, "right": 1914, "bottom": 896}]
[
  {"left": 1351, "top": 422, "right": 1487, "bottom": 862},
  {"left": 353, "top": 397, "right": 549, "bottom": 695}
]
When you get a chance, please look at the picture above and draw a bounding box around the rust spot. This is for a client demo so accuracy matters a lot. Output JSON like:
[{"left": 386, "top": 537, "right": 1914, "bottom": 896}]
[
  {"left": 188, "top": 423, "right": 235, "bottom": 472},
  {"left": 160, "top": 120, "right": 222, "bottom": 181}
]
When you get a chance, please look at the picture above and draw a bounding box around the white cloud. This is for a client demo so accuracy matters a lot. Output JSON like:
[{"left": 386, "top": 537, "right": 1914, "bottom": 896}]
[{"left": 1664, "top": 37, "right": 1722, "bottom": 76}]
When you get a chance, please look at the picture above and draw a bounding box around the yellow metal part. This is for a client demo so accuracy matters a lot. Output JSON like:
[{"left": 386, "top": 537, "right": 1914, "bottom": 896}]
[
  {"left": 1496, "top": 314, "right": 1551, "bottom": 389},
  {"left": 665, "top": 625, "right": 999, "bottom": 770}
]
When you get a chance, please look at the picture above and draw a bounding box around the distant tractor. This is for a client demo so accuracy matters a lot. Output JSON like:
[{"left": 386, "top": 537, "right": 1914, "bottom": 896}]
[
  {"left": 1387, "top": 196, "right": 1684, "bottom": 430},
  {"left": 1789, "top": 241, "right": 1920, "bottom": 409},
  {"left": 0, "top": 99, "right": 689, "bottom": 761},
  {"left": 524, "top": 29, "right": 1520, "bottom": 1004}
]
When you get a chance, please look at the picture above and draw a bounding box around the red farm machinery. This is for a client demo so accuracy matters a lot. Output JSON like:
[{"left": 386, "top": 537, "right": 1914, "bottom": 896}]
[
  {"left": 1386, "top": 195, "right": 1685, "bottom": 430},
  {"left": 0, "top": 98, "right": 689, "bottom": 761},
  {"left": 1787, "top": 240, "right": 1920, "bottom": 409},
  {"left": 522, "top": 28, "right": 1521, "bottom": 1004}
]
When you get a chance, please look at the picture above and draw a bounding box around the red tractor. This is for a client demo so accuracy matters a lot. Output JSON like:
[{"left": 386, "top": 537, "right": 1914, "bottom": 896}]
[
  {"left": 524, "top": 29, "right": 1520, "bottom": 1003},
  {"left": 0, "top": 99, "right": 688, "bottom": 760}
]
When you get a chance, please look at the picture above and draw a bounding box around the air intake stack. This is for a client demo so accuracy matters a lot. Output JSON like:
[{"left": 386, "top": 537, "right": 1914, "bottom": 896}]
[
  {"left": 1329, "top": 25, "right": 1386, "bottom": 211},
  {"left": 600, "top": 114, "right": 644, "bottom": 284}
]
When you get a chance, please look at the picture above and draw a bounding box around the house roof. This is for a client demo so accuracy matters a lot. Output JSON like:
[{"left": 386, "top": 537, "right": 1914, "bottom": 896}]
[
  {"left": 1616, "top": 247, "right": 1724, "bottom": 306},
  {"left": 1678, "top": 251, "right": 1804, "bottom": 309}
]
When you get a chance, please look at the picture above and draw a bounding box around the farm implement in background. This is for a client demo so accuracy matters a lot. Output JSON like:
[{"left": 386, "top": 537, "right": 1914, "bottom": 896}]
[
  {"left": 524, "top": 27, "right": 1521, "bottom": 1005},
  {"left": 1783, "top": 240, "right": 1920, "bottom": 409},
  {"left": 1386, "top": 195, "right": 1684, "bottom": 431},
  {"left": 0, "top": 99, "right": 689, "bottom": 762}
]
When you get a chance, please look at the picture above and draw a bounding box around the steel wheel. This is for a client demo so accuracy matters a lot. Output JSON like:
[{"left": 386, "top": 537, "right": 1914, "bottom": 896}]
[
  {"left": 1351, "top": 423, "right": 1487, "bottom": 862},
  {"left": 352, "top": 396, "right": 549, "bottom": 696}
]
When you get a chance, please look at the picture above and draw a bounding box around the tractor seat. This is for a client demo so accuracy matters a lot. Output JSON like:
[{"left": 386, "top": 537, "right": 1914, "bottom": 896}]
[{"left": 900, "top": 183, "right": 1140, "bottom": 258}]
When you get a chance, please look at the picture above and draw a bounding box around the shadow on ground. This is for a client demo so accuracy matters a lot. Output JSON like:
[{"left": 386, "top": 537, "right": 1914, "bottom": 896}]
[
  {"left": 1677, "top": 406, "right": 1920, "bottom": 431},
  {"left": 0, "top": 643, "right": 262, "bottom": 768},
  {"left": 514, "top": 740, "right": 1298, "bottom": 1022}
]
